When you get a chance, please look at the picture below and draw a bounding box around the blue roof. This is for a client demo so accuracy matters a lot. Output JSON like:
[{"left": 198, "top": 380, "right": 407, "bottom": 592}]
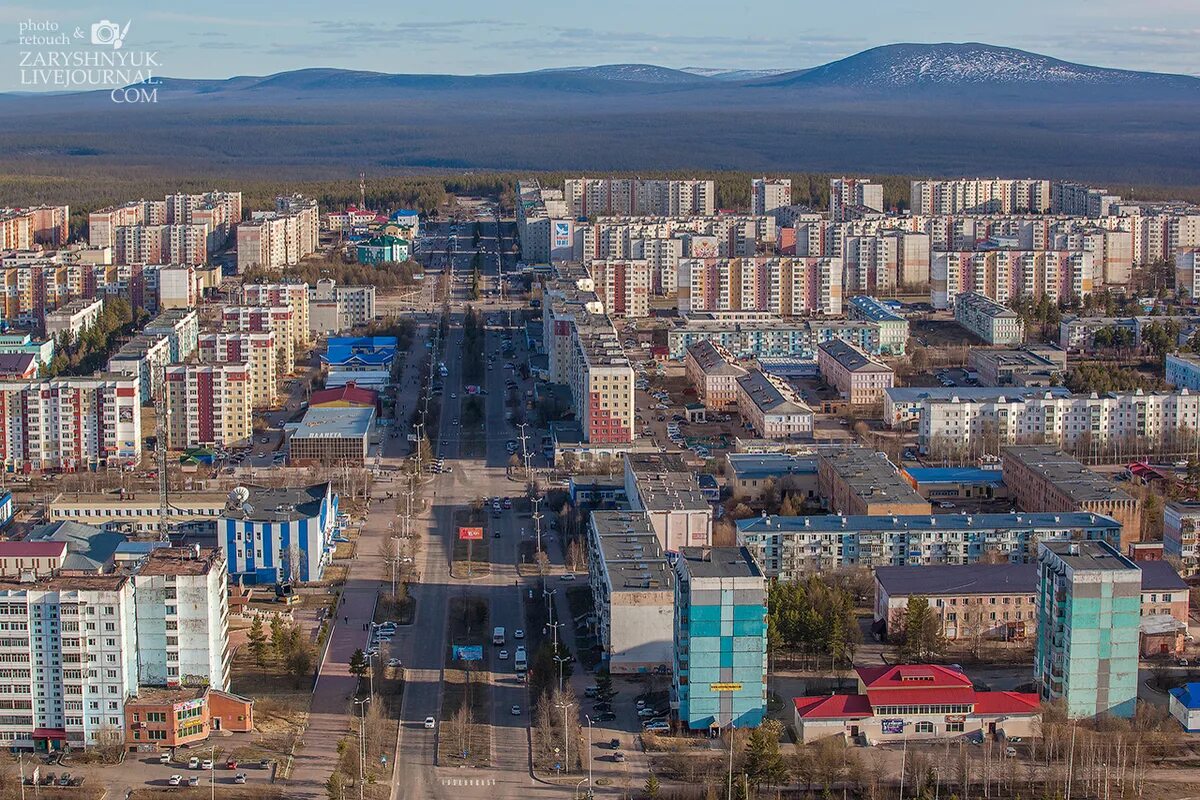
[
  {"left": 321, "top": 347, "right": 395, "bottom": 367},
  {"left": 327, "top": 336, "right": 398, "bottom": 351},
  {"left": 391, "top": 209, "right": 419, "bottom": 218},
  {"left": 115, "top": 541, "right": 171, "bottom": 556},
  {"left": 903, "top": 467, "right": 1005, "bottom": 485},
  {"left": 1170, "top": 683, "right": 1200, "bottom": 709}
]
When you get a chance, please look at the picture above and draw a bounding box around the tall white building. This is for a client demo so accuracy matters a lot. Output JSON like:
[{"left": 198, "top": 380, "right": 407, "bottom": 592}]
[
  {"left": 751, "top": 178, "right": 792, "bottom": 221},
  {"left": 830, "top": 178, "right": 884, "bottom": 222},
  {"left": 564, "top": 178, "right": 715, "bottom": 217},
  {"left": 132, "top": 547, "right": 231, "bottom": 691}
]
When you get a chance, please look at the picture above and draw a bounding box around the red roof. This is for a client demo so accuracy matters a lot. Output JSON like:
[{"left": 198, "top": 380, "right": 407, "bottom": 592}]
[
  {"left": 793, "top": 694, "right": 872, "bottom": 720},
  {"left": 0, "top": 541, "right": 67, "bottom": 558},
  {"left": 858, "top": 664, "right": 973, "bottom": 690},
  {"left": 310, "top": 383, "right": 379, "bottom": 407},
  {"left": 972, "top": 691, "right": 1040, "bottom": 714},
  {"left": 32, "top": 728, "right": 66, "bottom": 739}
]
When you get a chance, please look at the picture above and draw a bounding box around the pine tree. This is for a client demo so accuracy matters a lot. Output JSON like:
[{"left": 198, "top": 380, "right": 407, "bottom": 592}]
[
  {"left": 349, "top": 648, "right": 368, "bottom": 679},
  {"left": 247, "top": 616, "right": 268, "bottom": 667},
  {"left": 269, "top": 616, "right": 286, "bottom": 659},
  {"left": 644, "top": 773, "right": 660, "bottom": 799},
  {"left": 742, "top": 720, "right": 789, "bottom": 791}
]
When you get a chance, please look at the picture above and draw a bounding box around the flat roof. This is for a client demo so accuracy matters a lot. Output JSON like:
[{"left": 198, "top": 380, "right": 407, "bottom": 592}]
[
  {"left": 738, "top": 511, "right": 1121, "bottom": 535},
  {"left": 818, "top": 446, "right": 927, "bottom": 507},
  {"left": 677, "top": 546, "right": 762, "bottom": 579},
  {"left": 902, "top": 467, "right": 1005, "bottom": 485},
  {"left": 726, "top": 453, "right": 817, "bottom": 479},
  {"left": 626, "top": 453, "right": 709, "bottom": 511},
  {"left": 290, "top": 406, "right": 375, "bottom": 440},
  {"left": 848, "top": 296, "right": 906, "bottom": 323},
  {"left": 223, "top": 483, "right": 330, "bottom": 523},
  {"left": 1003, "top": 446, "right": 1135, "bottom": 505},
  {"left": 876, "top": 564, "right": 1036, "bottom": 597},
  {"left": 885, "top": 386, "right": 1071, "bottom": 403},
  {"left": 1041, "top": 540, "right": 1138, "bottom": 572},
  {"left": 137, "top": 547, "right": 221, "bottom": 577},
  {"left": 0, "top": 574, "right": 128, "bottom": 591}
]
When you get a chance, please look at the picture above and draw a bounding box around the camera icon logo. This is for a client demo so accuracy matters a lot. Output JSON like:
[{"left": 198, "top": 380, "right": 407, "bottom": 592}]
[{"left": 91, "top": 19, "right": 130, "bottom": 49}]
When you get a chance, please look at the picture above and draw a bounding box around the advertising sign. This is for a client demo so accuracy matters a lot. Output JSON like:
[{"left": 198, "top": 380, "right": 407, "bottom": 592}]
[
  {"left": 553, "top": 221, "right": 571, "bottom": 249},
  {"left": 452, "top": 645, "right": 483, "bottom": 661},
  {"left": 458, "top": 527, "right": 483, "bottom": 541},
  {"left": 881, "top": 719, "right": 904, "bottom": 735},
  {"left": 709, "top": 683, "right": 743, "bottom": 692}
]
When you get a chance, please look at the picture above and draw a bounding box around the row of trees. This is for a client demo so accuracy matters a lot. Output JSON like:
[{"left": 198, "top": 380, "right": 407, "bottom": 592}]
[
  {"left": 41, "top": 297, "right": 142, "bottom": 377},
  {"left": 1063, "top": 362, "right": 1164, "bottom": 394},
  {"left": 767, "top": 576, "right": 861, "bottom": 670}
]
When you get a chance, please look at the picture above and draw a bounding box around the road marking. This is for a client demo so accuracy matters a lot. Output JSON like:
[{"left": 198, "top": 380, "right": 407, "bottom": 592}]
[{"left": 439, "top": 778, "right": 496, "bottom": 786}]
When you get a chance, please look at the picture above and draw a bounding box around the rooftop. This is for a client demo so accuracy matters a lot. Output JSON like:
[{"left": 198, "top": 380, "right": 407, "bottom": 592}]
[
  {"left": 137, "top": 547, "right": 221, "bottom": 577},
  {"left": 738, "top": 511, "right": 1121, "bottom": 536},
  {"left": 0, "top": 541, "right": 67, "bottom": 559},
  {"left": 902, "top": 467, "right": 1005, "bottom": 485},
  {"left": 818, "top": 446, "right": 927, "bottom": 508},
  {"left": 955, "top": 292, "right": 1019, "bottom": 319},
  {"left": 222, "top": 482, "right": 332, "bottom": 524},
  {"left": 1041, "top": 540, "right": 1139, "bottom": 572},
  {"left": 726, "top": 453, "right": 817, "bottom": 480},
  {"left": 685, "top": 340, "right": 748, "bottom": 377},
  {"left": 848, "top": 296, "right": 907, "bottom": 324},
  {"left": 590, "top": 512, "right": 674, "bottom": 593},
  {"left": 27, "top": 522, "right": 126, "bottom": 572},
  {"left": 289, "top": 406, "right": 375, "bottom": 440},
  {"left": 677, "top": 546, "right": 762, "bottom": 580},
  {"left": 0, "top": 352, "right": 36, "bottom": 375},
  {"left": 736, "top": 369, "right": 813, "bottom": 415},
  {"left": 818, "top": 339, "right": 892, "bottom": 373},
  {"left": 626, "top": 453, "right": 709, "bottom": 511},
  {"left": 1003, "top": 446, "right": 1136, "bottom": 505},
  {"left": 1137, "top": 559, "right": 1188, "bottom": 592},
  {"left": 310, "top": 383, "right": 379, "bottom": 407},
  {"left": 885, "top": 386, "right": 1071, "bottom": 403},
  {"left": 129, "top": 686, "right": 208, "bottom": 705},
  {"left": 0, "top": 574, "right": 128, "bottom": 591},
  {"left": 875, "top": 563, "right": 1036, "bottom": 597}
]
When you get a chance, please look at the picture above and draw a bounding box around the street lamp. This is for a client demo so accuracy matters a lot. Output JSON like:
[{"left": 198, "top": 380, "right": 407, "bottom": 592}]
[
  {"left": 353, "top": 697, "right": 371, "bottom": 800},
  {"left": 555, "top": 698, "right": 574, "bottom": 775},
  {"left": 584, "top": 714, "right": 594, "bottom": 796}
]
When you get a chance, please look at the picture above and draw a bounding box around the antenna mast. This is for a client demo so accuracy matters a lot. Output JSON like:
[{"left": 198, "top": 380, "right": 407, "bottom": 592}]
[{"left": 359, "top": 171, "right": 366, "bottom": 211}]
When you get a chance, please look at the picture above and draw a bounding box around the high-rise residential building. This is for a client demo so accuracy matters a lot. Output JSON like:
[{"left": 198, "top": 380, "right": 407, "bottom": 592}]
[
  {"left": 164, "top": 363, "right": 252, "bottom": 449},
  {"left": 0, "top": 573, "right": 138, "bottom": 749},
  {"left": 623, "top": 453, "right": 713, "bottom": 551},
  {"left": 0, "top": 205, "right": 69, "bottom": 246},
  {"left": 751, "top": 178, "right": 792, "bottom": 221},
  {"left": 516, "top": 179, "right": 576, "bottom": 263},
  {"left": 1051, "top": 182, "right": 1121, "bottom": 218},
  {"left": 88, "top": 200, "right": 167, "bottom": 248},
  {"left": 165, "top": 191, "right": 242, "bottom": 253},
  {"left": 114, "top": 224, "right": 209, "bottom": 266},
  {"left": 1035, "top": 540, "right": 1140, "bottom": 718},
  {"left": 131, "top": 547, "right": 231, "bottom": 691},
  {"left": 933, "top": 250, "right": 1097, "bottom": 309},
  {"left": 0, "top": 375, "right": 141, "bottom": 471},
  {"left": 830, "top": 178, "right": 884, "bottom": 222},
  {"left": 142, "top": 309, "right": 200, "bottom": 363},
  {"left": 672, "top": 546, "right": 767, "bottom": 730},
  {"left": 1176, "top": 249, "right": 1200, "bottom": 300},
  {"left": 107, "top": 333, "right": 173, "bottom": 405},
  {"left": 235, "top": 196, "right": 319, "bottom": 272},
  {"left": 564, "top": 178, "right": 715, "bottom": 217},
  {"left": 197, "top": 332, "right": 278, "bottom": 408},
  {"left": 241, "top": 283, "right": 310, "bottom": 345},
  {"left": 953, "top": 292, "right": 1025, "bottom": 345},
  {"left": 220, "top": 305, "right": 297, "bottom": 374},
  {"left": 307, "top": 279, "right": 376, "bottom": 335},
  {"left": 44, "top": 298, "right": 104, "bottom": 344},
  {"left": 909, "top": 179, "right": 1052, "bottom": 215},
  {"left": 587, "top": 259, "right": 651, "bottom": 318},
  {"left": 683, "top": 257, "right": 843, "bottom": 317}
]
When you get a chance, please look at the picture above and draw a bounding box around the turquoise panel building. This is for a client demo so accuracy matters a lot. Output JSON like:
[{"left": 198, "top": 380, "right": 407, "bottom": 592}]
[
  {"left": 1035, "top": 540, "right": 1141, "bottom": 718},
  {"left": 672, "top": 546, "right": 767, "bottom": 730}
]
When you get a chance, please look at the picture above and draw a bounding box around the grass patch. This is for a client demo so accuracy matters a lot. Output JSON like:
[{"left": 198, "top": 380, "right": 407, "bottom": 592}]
[
  {"left": 438, "top": 595, "right": 491, "bottom": 767},
  {"left": 373, "top": 592, "right": 416, "bottom": 626},
  {"left": 449, "top": 508, "right": 491, "bottom": 578}
]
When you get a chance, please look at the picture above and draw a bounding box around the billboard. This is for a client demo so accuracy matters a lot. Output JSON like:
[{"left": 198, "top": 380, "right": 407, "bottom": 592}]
[
  {"left": 709, "top": 682, "right": 743, "bottom": 692},
  {"left": 553, "top": 221, "right": 571, "bottom": 249},
  {"left": 881, "top": 719, "right": 904, "bottom": 735},
  {"left": 688, "top": 235, "right": 719, "bottom": 259},
  {"left": 452, "top": 645, "right": 483, "bottom": 661},
  {"left": 458, "top": 527, "right": 483, "bottom": 541}
]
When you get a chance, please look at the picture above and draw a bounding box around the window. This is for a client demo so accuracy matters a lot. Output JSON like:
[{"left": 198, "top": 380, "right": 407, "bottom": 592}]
[
  {"left": 947, "top": 721, "right": 964, "bottom": 733},
  {"left": 915, "top": 721, "right": 934, "bottom": 733}
]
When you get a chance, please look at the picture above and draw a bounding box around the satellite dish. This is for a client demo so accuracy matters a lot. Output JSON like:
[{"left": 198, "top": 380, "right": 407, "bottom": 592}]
[{"left": 227, "top": 486, "right": 250, "bottom": 509}]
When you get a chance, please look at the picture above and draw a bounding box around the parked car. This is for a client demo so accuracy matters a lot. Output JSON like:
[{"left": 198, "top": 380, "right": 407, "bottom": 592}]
[
  {"left": 233, "top": 773, "right": 248, "bottom": 785},
  {"left": 201, "top": 759, "right": 214, "bottom": 770},
  {"left": 638, "top": 707, "right": 662, "bottom": 718},
  {"left": 593, "top": 712, "right": 616, "bottom": 722},
  {"left": 643, "top": 720, "right": 670, "bottom": 732},
  {"left": 187, "top": 776, "right": 200, "bottom": 787},
  {"left": 424, "top": 716, "right": 436, "bottom": 729},
  {"left": 510, "top": 705, "right": 522, "bottom": 716},
  {"left": 613, "top": 752, "right": 626, "bottom": 763},
  {"left": 188, "top": 758, "right": 200, "bottom": 770},
  {"left": 168, "top": 776, "right": 183, "bottom": 787},
  {"left": 160, "top": 752, "right": 172, "bottom": 764}
]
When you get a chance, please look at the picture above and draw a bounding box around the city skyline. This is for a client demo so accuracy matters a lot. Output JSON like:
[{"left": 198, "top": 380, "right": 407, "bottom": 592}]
[{"left": 4, "top": 0, "right": 1199, "bottom": 93}]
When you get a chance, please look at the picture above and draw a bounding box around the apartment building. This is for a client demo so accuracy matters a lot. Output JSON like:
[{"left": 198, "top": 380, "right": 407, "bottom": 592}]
[
  {"left": 830, "top": 178, "right": 884, "bottom": 221},
  {"left": 672, "top": 547, "right": 767, "bottom": 730},
  {"left": 683, "top": 257, "right": 843, "bottom": 317},
  {"left": 817, "top": 339, "right": 894, "bottom": 405},
  {"left": 49, "top": 492, "right": 229, "bottom": 535},
  {"left": 817, "top": 446, "right": 930, "bottom": 516},
  {"left": 623, "top": 453, "right": 713, "bottom": 551},
  {"left": 164, "top": 364, "right": 252, "bottom": 449},
  {"left": 236, "top": 196, "right": 319, "bottom": 272},
  {"left": 1003, "top": 446, "right": 1142, "bottom": 549},
  {"left": 875, "top": 564, "right": 1039, "bottom": 642},
  {"left": 142, "top": 309, "right": 200, "bottom": 363},
  {"left": 1165, "top": 501, "right": 1200, "bottom": 576},
  {"left": 106, "top": 333, "right": 173, "bottom": 405},
  {"left": 587, "top": 259, "right": 651, "bottom": 318},
  {"left": 1035, "top": 540, "right": 1140, "bottom": 718},
  {"left": 1177, "top": 249, "right": 1200, "bottom": 300},
  {"left": 735, "top": 369, "right": 814, "bottom": 439},
  {"left": 738, "top": 512, "right": 1120, "bottom": 579},
  {"left": 1058, "top": 314, "right": 1199, "bottom": 352},
  {"left": 667, "top": 314, "right": 881, "bottom": 361},
  {"left": 308, "top": 279, "right": 375, "bottom": 335},
  {"left": 586, "top": 511, "right": 674, "bottom": 674},
  {"left": 0, "top": 205, "right": 69, "bottom": 246},
  {"left": 114, "top": 224, "right": 208, "bottom": 266},
  {"left": 684, "top": 340, "right": 747, "bottom": 410},
  {"left": 197, "top": 332, "right": 278, "bottom": 408},
  {"left": 164, "top": 191, "right": 242, "bottom": 253},
  {"left": 1052, "top": 182, "right": 1121, "bottom": 218},
  {"left": 953, "top": 292, "right": 1025, "bottom": 345},
  {"left": 0, "top": 574, "right": 138, "bottom": 749},
  {"left": 751, "top": 178, "right": 792, "bottom": 220},
  {"left": 89, "top": 200, "right": 167, "bottom": 248},
  {"left": 909, "top": 179, "right": 1052, "bottom": 215},
  {"left": 131, "top": 547, "right": 231, "bottom": 691},
  {"left": 516, "top": 180, "right": 575, "bottom": 263},
  {"left": 846, "top": 296, "right": 909, "bottom": 355},
  {"left": 933, "top": 250, "right": 1096, "bottom": 309},
  {"left": 220, "top": 305, "right": 297, "bottom": 374},
  {"left": 0, "top": 374, "right": 141, "bottom": 471},
  {"left": 44, "top": 298, "right": 104, "bottom": 344},
  {"left": 564, "top": 177, "right": 715, "bottom": 217},
  {"left": 241, "top": 283, "right": 310, "bottom": 345}
]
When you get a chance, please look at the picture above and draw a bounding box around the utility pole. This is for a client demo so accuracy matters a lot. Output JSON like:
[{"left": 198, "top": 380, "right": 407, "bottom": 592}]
[
  {"left": 531, "top": 495, "right": 543, "bottom": 556},
  {"left": 354, "top": 697, "right": 370, "bottom": 800}
]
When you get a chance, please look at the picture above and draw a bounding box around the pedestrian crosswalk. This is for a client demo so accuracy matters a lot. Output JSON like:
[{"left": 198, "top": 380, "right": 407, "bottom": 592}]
[{"left": 439, "top": 778, "right": 496, "bottom": 787}]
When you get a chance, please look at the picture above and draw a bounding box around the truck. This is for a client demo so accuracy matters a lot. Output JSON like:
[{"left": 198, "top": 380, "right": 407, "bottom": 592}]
[
  {"left": 492, "top": 627, "right": 505, "bottom": 646},
  {"left": 514, "top": 646, "right": 527, "bottom": 671}
]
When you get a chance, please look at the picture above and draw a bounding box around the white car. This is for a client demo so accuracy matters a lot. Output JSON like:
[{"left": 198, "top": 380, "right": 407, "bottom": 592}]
[
  {"left": 514, "top": 629, "right": 524, "bottom": 639},
  {"left": 387, "top": 658, "right": 402, "bottom": 668},
  {"left": 168, "top": 775, "right": 183, "bottom": 786},
  {"left": 510, "top": 705, "right": 522, "bottom": 716},
  {"left": 424, "top": 716, "right": 436, "bottom": 729},
  {"left": 201, "top": 759, "right": 214, "bottom": 770},
  {"left": 498, "top": 649, "right": 509, "bottom": 660},
  {"left": 366, "top": 647, "right": 379, "bottom": 657}
]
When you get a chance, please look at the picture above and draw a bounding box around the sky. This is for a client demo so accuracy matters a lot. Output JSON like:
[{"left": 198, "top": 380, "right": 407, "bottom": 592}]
[{"left": 5, "top": 0, "right": 1199, "bottom": 90}]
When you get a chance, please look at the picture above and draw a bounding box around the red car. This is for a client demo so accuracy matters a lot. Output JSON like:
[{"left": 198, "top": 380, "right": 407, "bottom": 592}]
[{"left": 225, "top": 760, "right": 238, "bottom": 770}]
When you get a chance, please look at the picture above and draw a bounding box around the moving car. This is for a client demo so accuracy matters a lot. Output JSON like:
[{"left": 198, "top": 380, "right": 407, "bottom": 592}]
[
  {"left": 514, "top": 629, "right": 524, "bottom": 639},
  {"left": 510, "top": 705, "right": 522, "bottom": 716},
  {"left": 233, "top": 774, "right": 248, "bottom": 785},
  {"left": 498, "top": 649, "right": 509, "bottom": 660},
  {"left": 424, "top": 716, "right": 436, "bottom": 729}
]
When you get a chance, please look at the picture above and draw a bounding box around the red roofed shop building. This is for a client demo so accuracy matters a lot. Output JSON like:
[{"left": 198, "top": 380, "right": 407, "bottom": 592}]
[{"left": 793, "top": 664, "right": 1041, "bottom": 744}]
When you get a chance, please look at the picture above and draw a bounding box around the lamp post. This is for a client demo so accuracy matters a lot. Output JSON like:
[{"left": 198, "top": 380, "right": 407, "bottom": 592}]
[
  {"left": 584, "top": 714, "right": 594, "bottom": 797},
  {"left": 726, "top": 723, "right": 736, "bottom": 800},
  {"left": 555, "top": 698, "right": 574, "bottom": 775},
  {"left": 210, "top": 745, "right": 215, "bottom": 800},
  {"left": 353, "top": 697, "right": 370, "bottom": 800}
]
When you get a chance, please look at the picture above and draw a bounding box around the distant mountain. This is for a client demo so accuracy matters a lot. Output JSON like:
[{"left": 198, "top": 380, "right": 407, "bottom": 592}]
[
  {"left": 759, "top": 42, "right": 1200, "bottom": 91},
  {"left": 679, "top": 67, "right": 793, "bottom": 81},
  {"left": 2, "top": 42, "right": 1199, "bottom": 184}
]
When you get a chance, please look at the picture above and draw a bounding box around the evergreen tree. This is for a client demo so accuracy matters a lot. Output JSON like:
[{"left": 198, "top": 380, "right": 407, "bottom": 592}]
[
  {"left": 644, "top": 773, "right": 660, "bottom": 799},
  {"left": 742, "top": 720, "right": 789, "bottom": 791},
  {"left": 349, "top": 648, "right": 369, "bottom": 679},
  {"left": 269, "top": 616, "right": 286, "bottom": 659},
  {"left": 247, "top": 616, "right": 268, "bottom": 667}
]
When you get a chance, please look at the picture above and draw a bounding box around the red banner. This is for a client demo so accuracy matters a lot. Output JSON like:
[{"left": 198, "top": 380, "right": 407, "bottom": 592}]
[{"left": 458, "top": 526, "right": 483, "bottom": 541}]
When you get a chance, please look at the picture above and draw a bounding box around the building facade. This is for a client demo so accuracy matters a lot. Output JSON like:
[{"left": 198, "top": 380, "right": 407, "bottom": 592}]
[{"left": 164, "top": 364, "right": 253, "bottom": 449}]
